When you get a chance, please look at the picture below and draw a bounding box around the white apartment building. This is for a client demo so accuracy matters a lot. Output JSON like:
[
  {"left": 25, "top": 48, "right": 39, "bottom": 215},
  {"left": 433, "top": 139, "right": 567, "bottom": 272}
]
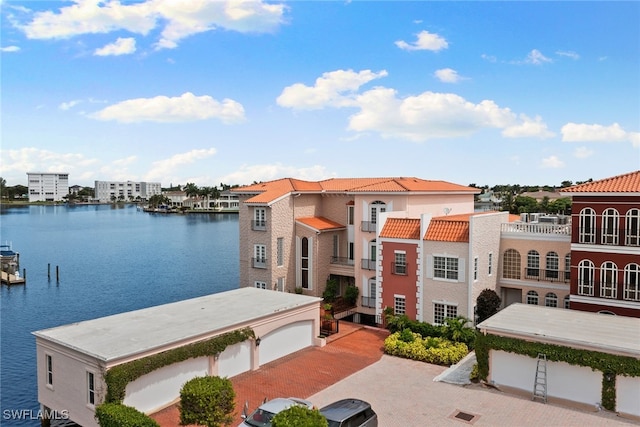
[
  {"left": 27, "top": 172, "right": 69, "bottom": 202},
  {"left": 94, "top": 180, "right": 161, "bottom": 203}
]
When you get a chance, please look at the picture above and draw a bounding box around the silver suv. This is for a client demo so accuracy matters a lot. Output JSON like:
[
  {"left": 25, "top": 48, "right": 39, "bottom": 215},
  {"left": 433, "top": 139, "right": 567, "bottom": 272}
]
[{"left": 319, "top": 398, "right": 378, "bottom": 427}]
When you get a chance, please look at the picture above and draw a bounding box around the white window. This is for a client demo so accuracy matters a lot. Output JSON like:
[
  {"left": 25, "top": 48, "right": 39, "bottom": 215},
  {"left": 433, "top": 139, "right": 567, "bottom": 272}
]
[
  {"left": 527, "top": 250, "right": 540, "bottom": 278},
  {"left": 578, "top": 260, "right": 595, "bottom": 296},
  {"left": 624, "top": 263, "right": 640, "bottom": 301},
  {"left": 348, "top": 242, "right": 354, "bottom": 262},
  {"left": 277, "top": 238, "right": 284, "bottom": 266},
  {"left": 253, "top": 244, "right": 266, "bottom": 268},
  {"left": 600, "top": 261, "right": 618, "bottom": 299},
  {"left": 526, "top": 291, "right": 539, "bottom": 305},
  {"left": 46, "top": 354, "right": 53, "bottom": 387},
  {"left": 601, "top": 208, "right": 619, "bottom": 245},
  {"left": 434, "top": 302, "right": 457, "bottom": 325},
  {"left": 488, "top": 253, "right": 493, "bottom": 276},
  {"left": 277, "top": 277, "right": 285, "bottom": 292},
  {"left": 579, "top": 208, "right": 596, "bottom": 244},
  {"left": 370, "top": 201, "right": 386, "bottom": 224},
  {"left": 301, "top": 237, "right": 309, "bottom": 289},
  {"left": 365, "top": 279, "right": 376, "bottom": 308},
  {"left": 253, "top": 207, "right": 266, "bottom": 230},
  {"left": 394, "top": 251, "right": 406, "bottom": 275},
  {"left": 347, "top": 205, "right": 354, "bottom": 226},
  {"left": 255, "top": 281, "right": 267, "bottom": 289},
  {"left": 433, "top": 256, "right": 458, "bottom": 280},
  {"left": 502, "top": 249, "right": 521, "bottom": 279},
  {"left": 394, "top": 295, "right": 406, "bottom": 315},
  {"left": 545, "top": 252, "right": 559, "bottom": 280},
  {"left": 564, "top": 295, "right": 570, "bottom": 309},
  {"left": 564, "top": 254, "right": 571, "bottom": 282},
  {"left": 473, "top": 257, "right": 478, "bottom": 281},
  {"left": 626, "top": 208, "right": 640, "bottom": 246},
  {"left": 87, "top": 371, "right": 95, "bottom": 406},
  {"left": 545, "top": 292, "right": 558, "bottom": 307}
]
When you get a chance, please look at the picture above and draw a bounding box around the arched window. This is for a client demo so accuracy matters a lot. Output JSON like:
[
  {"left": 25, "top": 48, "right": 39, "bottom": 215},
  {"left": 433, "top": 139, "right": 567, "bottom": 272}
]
[
  {"left": 564, "top": 253, "right": 571, "bottom": 282},
  {"left": 526, "top": 290, "right": 538, "bottom": 305},
  {"left": 502, "top": 249, "right": 521, "bottom": 279},
  {"left": 545, "top": 252, "right": 559, "bottom": 281},
  {"left": 370, "top": 201, "right": 386, "bottom": 224},
  {"left": 624, "top": 263, "right": 640, "bottom": 301},
  {"left": 526, "top": 250, "right": 540, "bottom": 278},
  {"left": 601, "top": 208, "right": 619, "bottom": 245},
  {"left": 545, "top": 293, "right": 558, "bottom": 307},
  {"left": 626, "top": 208, "right": 640, "bottom": 246},
  {"left": 579, "top": 208, "right": 596, "bottom": 244},
  {"left": 578, "top": 260, "right": 594, "bottom": 296},
  {"left": 600, "top": 261, "right": 618, "bottom": 299}
]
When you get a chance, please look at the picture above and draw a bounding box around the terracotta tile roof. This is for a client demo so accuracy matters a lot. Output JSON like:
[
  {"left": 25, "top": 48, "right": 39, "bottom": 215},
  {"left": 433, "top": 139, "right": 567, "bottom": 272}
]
[
  {"left": 379, "top": 218, "right": 421, "bottom": 240},
  {"left": 560, "top": 170, "right": 640, "bottom": 194},
  {"left": 424, "top": 219, "right": 469, "bottom": 242},
  {"left": 232, "top": 177, "right": 478, "bottom": 204},
  {"left": 296, "top": 216, "right": 345, "bottom": 232}
]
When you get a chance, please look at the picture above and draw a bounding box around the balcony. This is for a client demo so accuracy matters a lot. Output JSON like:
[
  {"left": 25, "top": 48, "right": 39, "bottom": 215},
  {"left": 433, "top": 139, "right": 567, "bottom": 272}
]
[
  {"left": 252, "top": 257, "right": 267, "bottom": 269},
  {"left": 520, "top": 268, "right": 570, "bottom": 283},
  {"left": 360, "top": 221, "right": 377, "bottom": 232},
  {"left": 361, "top": 259, "right": 376, "bottom": 271},
  {"left": 330, "top": 256, "right": 355, "bottom": 266},
  {"left": 251, "top": 220, "right": 267, "bottom": 231},
  {"left": 501, "top": 222, "right": 571, "bottom": 236},
  {"left": 361, "top": 296, "right": 376, "bottom": 308}
]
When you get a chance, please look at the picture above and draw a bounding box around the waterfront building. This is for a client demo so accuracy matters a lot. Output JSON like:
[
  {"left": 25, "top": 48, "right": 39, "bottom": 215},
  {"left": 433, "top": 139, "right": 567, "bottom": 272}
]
[
  {"left": 33, "top": 288, "right": 323, "bottom": 426},
  {"left": 232, "top": 177, "right": 479, "bottom": 325},
  {"left": 27, "top": 172, "right": 69, "bottom": 202},
  {"left": 560, "top": 170, "right": 640, "bottom": 317},
  {"left": 94, "top": 180, "right": 161, "bottom": 203}
]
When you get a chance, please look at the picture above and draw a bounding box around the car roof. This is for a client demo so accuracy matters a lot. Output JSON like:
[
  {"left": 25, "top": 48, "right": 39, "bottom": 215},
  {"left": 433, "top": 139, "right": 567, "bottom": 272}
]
[
  {"left": 259, "top": 397, "right": 313, "bottom": 413},
  {"left": 319, "top": 398, "right": 372, "bottom": 420}
]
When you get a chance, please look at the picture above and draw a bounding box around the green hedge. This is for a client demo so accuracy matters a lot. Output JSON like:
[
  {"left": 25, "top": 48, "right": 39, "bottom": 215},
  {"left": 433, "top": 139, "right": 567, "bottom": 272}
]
[
  {"left": 272, "top": 406, "right": 328, "bottom": 427},
  {"left": 475, "top": 333, "right": 640, "bottom": 411},
  {"left": 384, "top": 331, "right": 468, "bottom": 365},
  {"left": 104, "top": 328, "right": 254, "bottom": 403},
  {"left": 95, "top": 403, "right": 159, "bottom": 427},
  {"left": 180, "top": 376, "right": 235, "bottom": 427}
]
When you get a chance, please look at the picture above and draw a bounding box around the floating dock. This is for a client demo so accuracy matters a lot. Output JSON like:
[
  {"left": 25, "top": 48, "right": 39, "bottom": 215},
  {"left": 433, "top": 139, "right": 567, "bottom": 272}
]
[{"left": 1, "top": 271, "right": 25, "bottom": 285}]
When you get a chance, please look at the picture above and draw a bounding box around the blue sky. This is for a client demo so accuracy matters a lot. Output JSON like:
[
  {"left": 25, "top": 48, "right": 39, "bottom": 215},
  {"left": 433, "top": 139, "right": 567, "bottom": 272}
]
[{"left": 1, "top": 1, "right": 639, "bottom": 189}]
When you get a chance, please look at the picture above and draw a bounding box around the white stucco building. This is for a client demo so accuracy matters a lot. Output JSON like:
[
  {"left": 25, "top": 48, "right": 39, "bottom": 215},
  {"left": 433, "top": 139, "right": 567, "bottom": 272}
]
[
  {"left": 27, "top": 172, "right": 69, "bottom": 202},
  {"left": 94, "top": 180, "right": 161, "bottom": 202},
  {"left": 33, "top": 288, "right": 323, "bottom": 427}
]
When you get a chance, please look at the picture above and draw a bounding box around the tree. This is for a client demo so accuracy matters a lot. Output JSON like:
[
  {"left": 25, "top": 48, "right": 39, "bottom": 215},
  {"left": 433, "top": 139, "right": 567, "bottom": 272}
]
[
  {"left": 0, "top": 177, "right": 6, "bottom": 199},
  {"left": 271, "top": 405, "right": 328, "bottom": 427},
  {"left": 179, "top": 376, "right": 235, "bottom": 427},
  {"left": 476, "top": 289, "right": 501, "bottom": 323},
  {"left": 184, "top": 182, "right": 199, "bottom": 198}
]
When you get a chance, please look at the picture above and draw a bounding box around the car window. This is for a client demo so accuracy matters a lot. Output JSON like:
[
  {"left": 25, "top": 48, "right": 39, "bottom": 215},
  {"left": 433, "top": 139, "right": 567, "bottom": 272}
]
[{"left": 244, "top": 409, "right": 275, "bottom": 427}]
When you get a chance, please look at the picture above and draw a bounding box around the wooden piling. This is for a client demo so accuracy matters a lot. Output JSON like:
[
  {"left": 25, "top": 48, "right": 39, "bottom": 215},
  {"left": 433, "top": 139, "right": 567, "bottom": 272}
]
[
  {"left": 56, "top": 265, "right": 59, "bottom": 282},
  {"left": 48, "top": 263, "right": 51, "bottom": 280}
]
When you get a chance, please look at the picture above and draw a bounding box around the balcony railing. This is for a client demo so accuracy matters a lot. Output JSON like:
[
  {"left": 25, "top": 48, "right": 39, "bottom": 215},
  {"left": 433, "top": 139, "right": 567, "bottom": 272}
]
[
  {"left": 251, "top": 220, "right": 267, "bottom": 231},
  {"left": 361, "top": 258, "right": 376, "bottom": 271},
  {"left": 360, "top": 221, "right": 377, "bottom": 232},
  {"left": 521, "top": 268, "right": 570, "bottom": 283},
  {"left": 361, "top": 296, "right": 376, "bottom": 308},
  {"left": 252, "top": 257, "right": 267, "bottom": 268},
  {"left": 501, "top": 223, "right": 571, "bottom": 236},
  {"left": 330, "top": 256, "right": 355, "bottom": 266}
]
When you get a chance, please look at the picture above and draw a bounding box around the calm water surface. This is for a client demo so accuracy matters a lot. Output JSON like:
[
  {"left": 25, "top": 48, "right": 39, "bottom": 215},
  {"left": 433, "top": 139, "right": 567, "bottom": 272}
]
[{"left": 0, "top": 204, "right": 239, "bottom": 425}]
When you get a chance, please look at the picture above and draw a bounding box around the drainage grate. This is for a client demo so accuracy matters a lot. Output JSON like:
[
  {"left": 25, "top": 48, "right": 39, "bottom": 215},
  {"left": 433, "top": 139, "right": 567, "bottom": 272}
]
[
  {"left": 455, "top": 412, "right": 475, "bottom": 422},
  {"left": 449, "top": 409, "right": 479, "bottom": 424}
]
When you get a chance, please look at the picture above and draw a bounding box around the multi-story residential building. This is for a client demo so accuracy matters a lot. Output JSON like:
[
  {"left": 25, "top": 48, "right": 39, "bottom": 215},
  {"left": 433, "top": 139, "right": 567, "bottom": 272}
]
[
  {"left": 560, "top": 170, "right": 640, "bottom": 317},
  {"left": 27, "top": 172, "right": 69, "bottom": 202},
  {"left": 378, "top": 211, "right": 508, "bottom": 324},
  {"left": 94, "top": 180, "right": 161, "bottom": 203},
  {"left": 232, "top": 177, "right": 479, "bottom": 324}
]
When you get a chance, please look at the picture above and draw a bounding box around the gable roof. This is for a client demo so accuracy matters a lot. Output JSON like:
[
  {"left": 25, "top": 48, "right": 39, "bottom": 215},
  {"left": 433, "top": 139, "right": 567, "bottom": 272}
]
[
  {"left": 560, "top": 170, "right": 640, "bottom": 194},
  {"left": 232, "top": 177, "right": 479, "bottom": 205},
  {"left": 296, "top": 216, "right": 345, "bottom": 232},
  {"left": 424, "top": 216, "right": 470, "bottom": 243},
  {"left": 379, "top": 218, "right": 421, "bottom": 240}
]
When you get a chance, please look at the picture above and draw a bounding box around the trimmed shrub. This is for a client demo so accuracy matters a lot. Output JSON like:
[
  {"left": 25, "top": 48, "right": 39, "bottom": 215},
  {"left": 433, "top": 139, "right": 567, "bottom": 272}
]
[
  {"left": 384, "top": 331, "right": 468, "bottom": 365},
  {"left": 179, "top": 376, "right": 235, "bottom": 427},
  {"left": 476, "top": 289, "right": 501, "bottom": 323},
  {"left": 322, "top": 279, "right": 338, "bottom": 303},
  {"left": 95, "top": 403, "right": 159, "bottom": 427},
  {"left": 272, "top": 405, "right": 328, "bottom": 427},
  {"left": 344, "top": 285, "right": 359, "bottom": 306}
]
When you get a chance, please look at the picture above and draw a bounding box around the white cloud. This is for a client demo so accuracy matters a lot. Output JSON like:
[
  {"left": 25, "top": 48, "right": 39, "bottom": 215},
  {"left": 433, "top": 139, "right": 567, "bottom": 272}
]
[
  {"left": 94, "top": 37, "right": 136, "bottom": 56},
  {"left": 1, "top": 45, "right": 20, "bottom": 52},
  {"left": 434, "top": 68, "right": 463, "bottom": 83},
  {"left": 16, "top": 0, "right": 287, "bottom": 50},
  {"left": 276, "top": 69, "right": 388, "bottom": 110},
  {"left": 144, "top": 148, "right": 218, "bottom": 182},
  {"left": 89, "top": 92, "right": 245, "bottom": 124},
  {"left": 59, "top": 99, "right": 82, "bottom": 110},
  {"left": 218, "top": 163, "right": 334, "bottom": 186},
  {"left": 524, "top": 49, "right": 552, "bottom": 65},
  {"left": 502, "top": 115, "right": 555, "bottom": 139},
  {"left": 556, "top": 50, "right": 580, "bottom": 60},
  {"left": 541, "top": 155, "right": 564, "bottom": 169},
  {"left": 574, "top": 146, "right": 594, "bottom": 159},
  {"left": 395, "top": 30, "right": 448, "bottom": 52},
  {"left": 481, "top": 54, "right": 496, "bottom": 63},
  {"left": 561, "top": 122, "right": 639, "bottom": 145},
  {"left": 0, "top": 147, "right": 99, "bottom": 177}
]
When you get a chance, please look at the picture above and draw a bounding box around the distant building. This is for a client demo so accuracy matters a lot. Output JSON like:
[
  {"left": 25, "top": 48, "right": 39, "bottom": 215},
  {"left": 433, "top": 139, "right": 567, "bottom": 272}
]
[
  {"left": 27, "top": 172, "right": 69, "bottom": 202},
  {"left": 94, "top": 180, "right": 161, "bottom": 203}
]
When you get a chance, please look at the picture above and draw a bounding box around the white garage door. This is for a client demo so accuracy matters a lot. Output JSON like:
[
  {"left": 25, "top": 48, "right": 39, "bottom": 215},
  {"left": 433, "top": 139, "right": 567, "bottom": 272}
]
[
  {"left": 259, "top": 320, "right": 313, "bottom": 366},
  {"left": 219, "top": 340, "right": 252, "bottom": 378}
]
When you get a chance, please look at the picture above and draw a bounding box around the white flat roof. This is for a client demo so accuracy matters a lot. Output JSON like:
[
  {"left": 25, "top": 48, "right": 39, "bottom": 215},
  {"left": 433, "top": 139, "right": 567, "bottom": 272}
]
[
  {"left": 33, "top": 287, "right": 322, "bottom": 362},
  {"left": 477, "top": 303, "right": 640, "bottom": 358}
]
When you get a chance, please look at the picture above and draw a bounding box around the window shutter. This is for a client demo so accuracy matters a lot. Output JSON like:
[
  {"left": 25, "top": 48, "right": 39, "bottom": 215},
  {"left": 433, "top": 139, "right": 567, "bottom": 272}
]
[
  {"left": 426, "top": 255, "right": 433, "bottom": 279},
  {"left": 458, "top": 259, "right": 466, "bottom": 282}
]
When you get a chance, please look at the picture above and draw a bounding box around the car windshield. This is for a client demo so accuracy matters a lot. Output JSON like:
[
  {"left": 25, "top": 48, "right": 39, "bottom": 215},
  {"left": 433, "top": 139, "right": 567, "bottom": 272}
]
[{"left": 243, "top": 408, "right": 276, "bottom": 427}]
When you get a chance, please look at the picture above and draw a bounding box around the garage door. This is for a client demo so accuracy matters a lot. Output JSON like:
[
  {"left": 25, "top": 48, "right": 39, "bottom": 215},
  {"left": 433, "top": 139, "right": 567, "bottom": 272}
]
[{"left": 259, "top": 320, "right": 313, "bottom": 366}]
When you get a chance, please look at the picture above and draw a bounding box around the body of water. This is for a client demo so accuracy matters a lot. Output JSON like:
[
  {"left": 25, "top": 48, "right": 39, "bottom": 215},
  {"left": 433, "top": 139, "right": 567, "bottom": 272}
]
[{"left": 0, "top": 204, "right": 239, "bottom": 425}]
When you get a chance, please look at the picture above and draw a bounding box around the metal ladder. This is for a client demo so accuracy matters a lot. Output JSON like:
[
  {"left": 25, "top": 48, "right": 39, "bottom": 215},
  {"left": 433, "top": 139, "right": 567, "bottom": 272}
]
[{"left": 532, "top": 353, "right": 547, "bottom": 403}]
